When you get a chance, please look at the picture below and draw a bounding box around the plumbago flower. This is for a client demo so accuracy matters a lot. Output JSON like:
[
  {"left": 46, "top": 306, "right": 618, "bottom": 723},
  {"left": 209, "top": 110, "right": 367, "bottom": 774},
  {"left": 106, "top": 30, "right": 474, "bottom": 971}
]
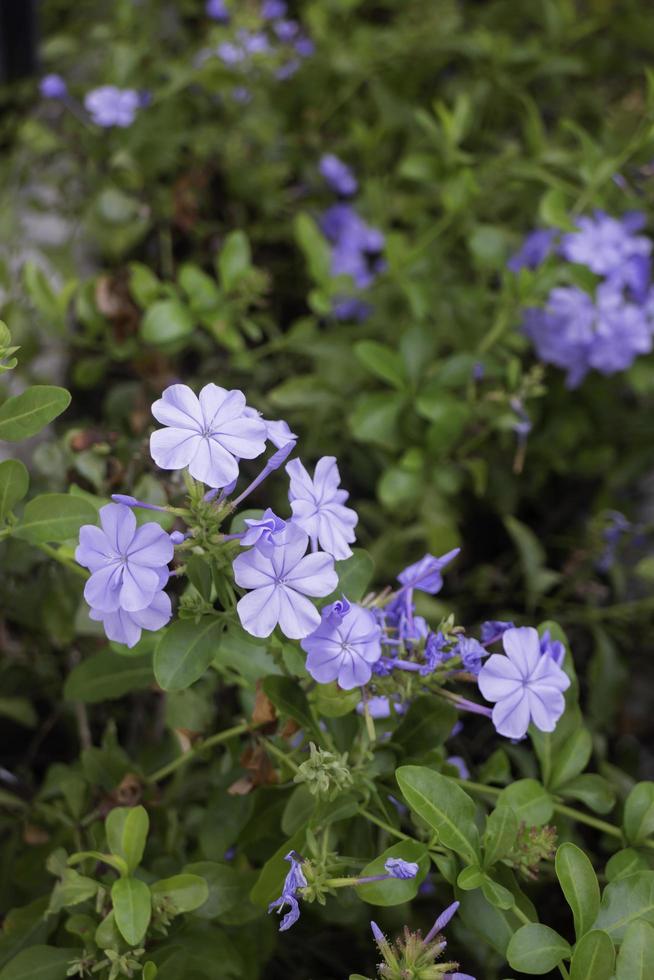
[
  {"left": 268, "top": 851, "right": 307, "bottom": 932},
  {"left": 301, "top": 598, "right": 382, "bottom": 689},
  {"left": 370, "top": 901, "right": 476, "bottom": 979},
  {"left": 286, "top": 456, "right": 358, "bottom": 559},
  {"left": 84, "top": 86, "right": 140, "bottom": 127},
  {"left": 478, "top": 627, "right": 570, "bottom": 739}
]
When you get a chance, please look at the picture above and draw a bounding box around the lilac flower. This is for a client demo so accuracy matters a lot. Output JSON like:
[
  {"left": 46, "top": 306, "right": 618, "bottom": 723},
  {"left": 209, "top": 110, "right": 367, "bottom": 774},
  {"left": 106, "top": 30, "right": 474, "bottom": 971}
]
[
  {"left": 332, "top": 297, "right": 372, "bottom": 322},
  {"left": 302, "top": 600, "right": 382, "bottom": 689},
  {"left": 240, "top": 508, "right": 286, "bottom": 556},
  {"left": 217, "top": 41, "right": 246, "bottom": 65},
  {"left": 84, "top": 86, "right": 140, "bottom": 127},
  {"left": 357, "top": 696, "right": 392, "bottom": 719},
  {"left": 150, "top": 384, "right": 267, "bottom": 489},
  {"left": 561, "top": 211, "right": 651, "bottom": 278},
  {"left": 397, "top": 549, "right": 460, "bottom": 594},
  {"left": 420, "top": 631, "right": 449, "bottom": 674},
  {"left": 384, "top": 858, "right": 419, "bottom": 880},
  {"left": 478, "top": 627, "right": 570, "bottom": 739},
  {"left": 507, "top": 228, "right": 558, "bottom": 272},
  {"left": 276, "top": 58, "right": 300, "bottom": 80},
  {"left": 237, "top": 29, "right": 270, "bottom": 55},
  {"left": 40, "top": 74, "right": 67, "bottom": 99},
  {"left": 286, "top": 456, "right": 358, "bottom": 560},
  {"left": 539, "top": 629, "right": 565, "bottom": 666},
  {"left": 294, "top": 36, "right": 316, "bottom": 58},
  {"left": 261, "top": 0, "right": 287, "bottom": 18},
  {"left": 320, "top": 204, "right": 385, "bottom": 319},
  {"left": 424, "top": 900, "right": 460, "bottom": 943},
  {"left": 232, "top": 86, "right": 252, "bottom": 104},
  {"left": 76, "top": 504, "right": 173, "bottom": 613},
  {"left": 268, "top": 851, "right": 307, "bottom": 932},
  {"left": 319, "top": 154, "right": 358, "bottom": 197},
  {"left": 480, "top": 620, "right": 514, "bottom": 644},
  {"left": 242, "top": 407, "right": 297, "bottom": 449},
  {"left": 206, "top": 0, "right": 229, "bottom": 21},
  {"left": 233, "top": 523, "right": 337, "bottom": 639},
  {"left": 89, "top": 591, "right": 171, "bottom": 648},
  {"left": 274, "top": 19, "right": 300, "bottom": 41},
  {"left": 447, "top": 756, "right": 470, "bottom": 780},
  {"left": 455, "top": 636, "right": 486, "bottom": 675}
]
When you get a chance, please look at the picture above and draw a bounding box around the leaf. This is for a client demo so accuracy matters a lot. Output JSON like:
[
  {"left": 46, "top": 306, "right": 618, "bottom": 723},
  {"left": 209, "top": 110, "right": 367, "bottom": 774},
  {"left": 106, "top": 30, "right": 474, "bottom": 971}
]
[
  {"left": 0, "top": 460, "right": 29, "bottom": 521},
  {"left": 592, "top": 871, "right": 654, "bottom": 941},
  {"left": 185, "top": 861, "right": 250, "bottom": 920},
  {"left": 482, "top": 805, "right": 519, "bottom": 869},
  {"left": 396, "top": 765, "right": 481, "bottom": 864},
  {"left": 0, "top": 386, "right": 70, "bottom": 441},
  {"left": 294, "top": 213, "right": 332, "bottom": 285},
  {"left": 504, "top": 516, "right": 560, "bottom": 609},
  {"left": 606, "top": 849, "right": 650, "bottom": 882},
  {"left": 458, "top": 887, "right": 527, "bottom": 957},
  {"left": 129, "top": 262, "right": 162, "bottom": 307},
  {"left": 555, "top": 842, "right": 600, "bottom": 940},
  {"left": 623, "top": 782, "right": 654, "bottom": 844},
  {"left": 333, "top": 549, "right": 375, "bottom": 603},
  {"left": 392, "top": 696, "right": 457, "bottom": 756},
  {"left": 558, "top": 774, "right": 615, "bottom": 814},
  {"left": 217, "top": 231, "right": 252, "bottom": 292},
  {"left": 497, "top": 779, "right": 553, "bottom": 826},
  {"left": 354, "top": 341, "right": 406, "bottom": 389},
  {"left": 154, "top": 618, "right": 223, "bottom": 691},
  {"left": 311, "top": 682, "right": 360, "bottom": 718},
  {"left": 355, "top": 841, "right": 429, "bottom": 906},
  {"left": 64, "top": 653, "right": 153, "bottom": 703},
  {"left": 549, "top": 728, "right": 593, "bottom": 790},
  {"left": 261, "top": 676, "right": 317, "bottom": 734},
  {"left": 539, "top": 186, "right": 577, "bottom": 231},
  {"left": 0, "top": 946, "right": 78, "bottom": 980},
  {"left": 111, "top": 877, "right": 152, "bottom": 946},
  {"left": 615, "top": 919, "right": 654, "bottom": 979},
  {"left": 480, "top": 873, "right": 516, "bottom": 910},
  {"left": 140, "top": 299, "right": 194, "bottom": 345},
  {"left": 348, "top": 392, "right": 404, "bottom": 449},
  {"left": 13, "top": 493, "right": 96, "bottom": 544},
  {"left": 150, "top": 874, "right": 209, "bottom": 914},
  {"left": 507, "top": 923, "right": 571, "bottom": 974},
  {"left": 106, "top": 806, "right": 149, "bottom": 874},
  {"left": 47, "top": 869, "right": 99, "bottom": 914},
  {"left": 569, "top": 930, "right": 615, "bottom": 980}
]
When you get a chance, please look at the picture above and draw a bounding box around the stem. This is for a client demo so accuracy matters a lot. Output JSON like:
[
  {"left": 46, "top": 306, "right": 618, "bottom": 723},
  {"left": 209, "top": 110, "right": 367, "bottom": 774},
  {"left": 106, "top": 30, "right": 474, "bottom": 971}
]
[
  {"left": 558, "top": 964, "right": 571, "bottom": 979},
  {"left": 263, "top": 737, "right": 301, "bottom": 774},
  {"left": 147, "top": 721, "right": 254, "bottom": 782},
  {"left": 39, "top": 543, "right": 88, "bottom": 578},
  {"left": 512, "top": 905, "right": 532, "bottom": 926},
  {"left": 360, "top": 809, "right": 411, "bottom": 842}
]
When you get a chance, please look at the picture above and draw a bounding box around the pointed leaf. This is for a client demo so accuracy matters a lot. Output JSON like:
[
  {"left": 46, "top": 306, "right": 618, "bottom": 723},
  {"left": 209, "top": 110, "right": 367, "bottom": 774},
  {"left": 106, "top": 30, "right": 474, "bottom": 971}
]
[
  {"left": 396, "top": 765, "right": 481, "bottom": 864},
  {"left": 14, "top": 494, "right": 97, "bottom": 544},
  {"left": 0, "top": 386, "right": 70, "bottom": 441},
  {"left": 154, "top": 618, "right": 223, "bottom": 691},
  {"left": 0, "top": 460, "right": 29, "bottom": 521}
]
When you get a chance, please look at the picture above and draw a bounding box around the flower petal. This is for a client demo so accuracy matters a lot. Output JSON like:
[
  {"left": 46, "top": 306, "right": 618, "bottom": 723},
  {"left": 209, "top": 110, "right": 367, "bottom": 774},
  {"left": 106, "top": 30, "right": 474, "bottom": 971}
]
[
  {"left": 213, "top": 416, "right": 267, "bottom": 459},
  {"left": 478, "top": 654, "right": 522, "bottom": 702},
  {"left": 150, "top": 428, "right": 201, "bottom": 472},
  {"left": 151, "top": 384, "right": 202, "bottom": 430},
  {"left": 84, "top": 563, "right": 123, "bottom": 612},
  {"left": 283, "top": 552, "right": 337, "bottom": 597},
  {"left": 502, "top": 626, "right": 541, "bottom": 677},
  {"left": 527, "top": 687, "right": 565, "bottom": 732},
  {"left": 130, "top": 591, "right": 172, "bottom": 631},
  {"left": 76, "top": 524, "right": 114, "bottom": 570},
  {"left": 119, "top": 563, "right": 160, "bottom": 612},
  {"left": 188, "top": 435, "right": 239, "bottom": 488},
  {"left": 127, "top": 523, "right": 174, "bottom": 567},
  {"left": 492, "top": 688, "right": 531, "bottom": 739},
  {"left": 277, "top": 587, "right": 321, "bottom": 639},
  {"left": 199, "top": 385, "right": 243, "bottom": 428},
  {"left": 237, "top": 585, "right": 280, "bottom": 637},
  {"left": 99, "top": 503, "right": 136, "bottom": 554},
  {"left": 233, "top": 548, "right": 276, "bottom": 589}
]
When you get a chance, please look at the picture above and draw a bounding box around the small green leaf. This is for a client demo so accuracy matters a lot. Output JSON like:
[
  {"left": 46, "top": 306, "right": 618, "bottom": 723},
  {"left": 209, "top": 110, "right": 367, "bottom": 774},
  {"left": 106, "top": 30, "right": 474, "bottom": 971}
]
[
  {"left": 150, "top": 874, "right": 209, "bottom": 913},
  {"left": 507, "top": 923, "right": 571, "bottom": 974},
  {"left": 605, "top": 848, "right": 650, "bottom": 881},
  {"left": 480, "top": 874, "right": 515, "bottom": 910},
  {"left": 332, "top": 549, "right": 375, "bottom": 603},
  {"left": 569, "top": 930, "right": 615, "bottom": 980},
  {"left": 497, "top": 779, "right": 553, "bottom": 826},
  {"left": 111, "top": 877, "right": 152, "bottom": 946},
  {"left": 615, "top": 919, "right": 654, "bottom": 979},
  {"left": 294, "top": 213, "right": 332, "bottom": 285},
  {"left": 14, "top": 493, "right": 97, "bottom": 544},
  {"left": 154, "top": 618, "right": 223, "bottom": 691},
  {"left": 262, "top": 675, "right": 317, "bottom": 734},
  {"left": 0, "top": 460, "right": 29, "bottom": 521},
  {"left": 558, "top": 773, "right": 615, "bottom": 814},
  {"left": 0, "top": 386, "right": 70, "bottom": 441},
  {"left": 549, "top": 728, "right": 593, "bottom": 789},
  {"left": 0, "top": 946, "right": 78, "bottom": 980},
  {"left": 129, "top": 262, "right": 162, "bottom": 307},
  {"left": 356, "top": 841, "right": 428, "bottom": 906},
  {"left": 217, "top": 231, "right": 252, "bottom": 292},
  {"left": 64, "top": 653, "right": 153, "bottom": 703},
  {"left": 592, "top": 871, "right": 654, "bottom": 941},
  {"left": 106, "top": 805, "right": 149, "bottom": 874},
  {"left": 392, "top": 696, "right": 457, "bottom": 756},
  {"left": 457, "top": 865, "right": 485, "bottom": 890},
  {"left": 623, "top": 782, "right": 654, "bottom": 844},
  {"left": 555, "top": 842, "right": 600, "bottom": 940},
  {"left": 354, "top": 341, "right": 406, "bottom": 389},
  {"left": 482, "top": 805, "right": 519, "bottom": 869},
  {"left": 539, "top": 187, "right": 577, "bottom": 231},
  {"left": 140, "top": 299, "right": 194, "bottom": 345},
  {"left": 396, "top": 765, "right": 481, "bottom": 864}
]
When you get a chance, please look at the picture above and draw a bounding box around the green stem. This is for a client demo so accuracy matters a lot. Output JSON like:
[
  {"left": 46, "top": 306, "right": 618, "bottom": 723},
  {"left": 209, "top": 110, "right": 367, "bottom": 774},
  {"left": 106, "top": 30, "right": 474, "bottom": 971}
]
[
  {"left": 512, "top": 905, "right": 532, "bottom": 926},
  {"left": 360, "top": 809, "right": 412, "bottom": 842},
  {"left": 39, "top": 543, "right": 88, "bottom": 578},
  {"left": 147, "top": 721, "right": 254, "bottom": 782},
  {"left": 263, "top": 737, "right": 301, "bottom": 774},
  {"left": 558, "top": 963, "right": 571, "bottom": 979}
]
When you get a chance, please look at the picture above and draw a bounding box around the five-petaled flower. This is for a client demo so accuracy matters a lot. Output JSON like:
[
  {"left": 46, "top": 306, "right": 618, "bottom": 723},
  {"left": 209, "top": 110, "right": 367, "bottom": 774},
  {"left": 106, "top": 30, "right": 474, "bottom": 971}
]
[
  {"left": 233, "top": 523, "right": 337, "bottom": 639},
  {"left": 150, "top": 383, "right": 267, "bottom": 489},
  {"left": 286, "top": 456, "right": 358, "bottom": 560},
  {"left": 302, "top": 598, "right": 382, "bottom": 689},
  {"left": 478, "top": 626, "right": 570, "bottom": 739}
]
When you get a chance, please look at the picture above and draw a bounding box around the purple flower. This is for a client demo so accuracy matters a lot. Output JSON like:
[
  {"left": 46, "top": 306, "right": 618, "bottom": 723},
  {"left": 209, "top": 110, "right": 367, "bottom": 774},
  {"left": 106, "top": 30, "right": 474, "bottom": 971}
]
[
  {"left": 150, "top": 384, "right": 267, "bottom": 489},
  {"left": 357, "top": 696, "right": 392, "bottom": 719},
  {"left": 561, "top": 211, "right": 651, "bottom": 277},
  {"left": 384, "top": 857, "right": 419, "bottom": 880},
  {"left": 84, "top": 86, "right": 140, "bottom": 127},
  {"left": 206, "top": 0, "right": 229, "bottom": 21},
  {"left": 420, "top": 631, "right": 449, "bottom": 674},
  {"left": 76, "top": 504, "right": 173, "bottom": 613},
  {"left": 276, "top": 58, "right": 301, "bottom": 80},
  {"left": 286, "top": 456, "right": 358, "bottom": 560},
  {"left": 268, "top": 851, "right": 307, "bottom": 932},
  {"left": 232, "top": 86, "right": 252, "bottom": 104},
  {"left": 40, "top": 74, "right": 67, "bottom": 99},
  {"left": 261, "top": 0, "right": 287, "bottom": 18},
  {"left": 274, "top": 19, "right": 300, "bottom": 41},
  {"left": 89, "top": 591, "right": 171, "bottom": 648},
  {"left": 455, "top": 636, "right": 486, "bottom": 675},
  {"left": 240, "top": 508, "right": 287, "bottom": 556},
  {"left": 397, "top": 549, "right": 460, "bottom": 594},
  {"left": 243, "top": 407, "right": 297, "bottom": 449},
  {"left": 302, "top": 600, "right": 382, "bottom": 689},
  {"left": 480, "top": 620, "right": 514, "bottom": 644},
  {"left": 233, "top": 523, "right": 337, "bottom": 639},
  {"left": 217, "top": 41, "right": 246, "bottom": 65},
  {"left": 597, "top": 510, "right": 631, "bottom": 572},
  {"left": 294, "top": 36, "right": 315, "bottom": 58},
  {"left": 507, "top": 229, "right": 558, "bottom": 272},
  {"left": 237, "top": 29, "right": 270, "bottom": 55},
  {"left": 539, "top": 629, "right": 565, "bottom": 666},
  {"left": 332, "top": 297, "right": 372, "bottom": 322},
  {"left": 447, "top": 756, "right": 470, "bottom": 780},
  {"left": 478, "top": 626, "right": 570, "bottom": 739},
  {"left": 319, "top": 154, "right": 358, "bottom": 197}
]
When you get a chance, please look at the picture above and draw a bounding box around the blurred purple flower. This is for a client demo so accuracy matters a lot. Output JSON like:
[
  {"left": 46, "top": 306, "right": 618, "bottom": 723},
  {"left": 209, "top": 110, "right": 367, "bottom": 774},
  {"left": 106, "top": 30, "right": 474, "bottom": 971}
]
[
  {"left": 319, "top": 154, "right": 358, "bottom": 197},
  {"left": 274, "top": 19, "right": 300, "bottom": 41},
  {"left": 286, "top": 456, "right": 358, "bottom": 559},
  {"left": 302, "top": 600, "right": 382, "bottom": 689},
  {"left": 480, "top": 620, "right": 514, "bottom": 644},
  {"left": 561, "top": 211, "right": 651, "bottom": 277},
  {"left": 206, "top": 0, "right": 230, "bottom": 21},
  {"left": 261, "top": 0, "right": 287, "bottom": 18},
  {"left": 455, "top": 636, "right": 486, "bottom": 675},
  {"left": 507, "top": 228, "right": 557, "bottom": 272},
  {"left": 84, "top": 86, "right": 140, "bottom": 127},
  {"left": 40, "top": 73, "right": 67, "bottom": 99}
]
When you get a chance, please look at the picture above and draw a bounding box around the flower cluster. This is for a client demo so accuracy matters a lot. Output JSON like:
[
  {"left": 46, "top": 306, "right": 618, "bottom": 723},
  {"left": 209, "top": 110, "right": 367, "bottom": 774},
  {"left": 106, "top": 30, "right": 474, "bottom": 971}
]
[
  {"left": 319, "top": 157, "right": 386, "bottom": 321},
  {"left": 39, "top": 74, "right": 144, "bottom": 128},
  {"left": 510, "top": 211, "right": 654, "bottom": 387},
  {"left": 370, "top": 901, "right": 476, "bottom": 979}
]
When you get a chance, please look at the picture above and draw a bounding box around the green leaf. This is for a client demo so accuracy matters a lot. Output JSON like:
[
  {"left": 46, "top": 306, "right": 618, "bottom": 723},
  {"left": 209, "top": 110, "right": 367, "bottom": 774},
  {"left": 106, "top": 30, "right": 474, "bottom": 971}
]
[
  {"left": 623, "top": 782, "right": 654, "bottom": 844},
  {"left": 555, "top": 842, "right": 600, "bottom": 939},
  {"left": 262, "top": 676, "right": 317, "bottom": 734},
  {"left": 185, "top": 861, "right": 251, "bottom": 920},
  {"left": 0, "top": 460, "right": 29, "bottom": 521},
  {"left": 217, "top": 231, "right": 252, "bottom": 292},
  {"left": 348, "top": 392, "right": 404, "bottom": 449},
  {"left": 111, "top": 877, "right": 152, "bottom": 946},
  {"left": 482, "top": 805, "right": 519, "bottom": 869},
  {"left": 458, "top": 887, "right": 526, "bottom": 957},
  {"left": 294, "top": 213, "right": 332, "bottom": 285},
  {"left": 414, "top": 390, "right": 470, "bottom": 453},
  {"left": 13, "top": 493, "right": 96, "bottom": 544},
  {"left": 47, "top": 869, "right": 98, "bottom": 914},
  {"left": 179, "top": 264, "right": 221, "bottom": 313},
  {"left": 549, "top": 728, "right": 593, "bottom": 790},
  {"left": 354, "top": 341, "right": 406, "bottom": 389},
  {"left": 569, "top": 930, "right": 615, "bottom": 980},
  {"left": 507, "top": 923, "right": 571, "bottom": 974},
  {"left": 129, "top": 262, "right": 162, "bottom": 307},
  {"left": 23, "top": 262, "right": 59, "bottom": 318},
  {"left": 480, "top": 873, "right": 516, "bottom": 910},
  {"left": 64, "top": 653, "right": 153, "bottom": 703},
  {"left": 606, "top": 849, "right": 650, "bottom": 882},
  {"left": 151, "top": 874, "right": 209, "bottom": 913},
  {"left": 504, "top": 516, "right": 560, "bottom": 609},
  {"left": 615, "top": 919, "right": 654, "bottom": 979},
  {"left": 497, "top": 779, "right": 553, "bottom": 826},
  {"left": 592, "top": 871, "right": 654, "bottom": 941},
  {"left": 0, "top": 946, "right": 78, "bottom": 980},
  {"left": 333, "top": 549, "right": 375, "bottom": 602},
  {"left": 0, "top": 386, "right": 70, "bottom": 441},
  {"left": 355, "top": 841, "right": 429, "bottom": 906},
  {"left": 140, "top": 299, "right": 194, "bottom": 345},
  {"left": 396, "top": 765, "right": 481, "bottom": 864},
  {"left": 457, "top": 865, "right": 485, "bottom": 890},
  {"left": 558, "top": 774, "right": 615, "bottom": 814},
  {"left": 392, "top": 696, "right": 457, "bottom": 756},
  {"left": 539, "top": 187, "right": 577, "bottom": 231},
  {"left": 154, "top": 618, "right": 223, "bottom": 691},
  {"left": 311, "top": 682, "right": 360, "bottom": 718},
  {"left": 106, "top": 805, "right": 149, "bottom": 874}
]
